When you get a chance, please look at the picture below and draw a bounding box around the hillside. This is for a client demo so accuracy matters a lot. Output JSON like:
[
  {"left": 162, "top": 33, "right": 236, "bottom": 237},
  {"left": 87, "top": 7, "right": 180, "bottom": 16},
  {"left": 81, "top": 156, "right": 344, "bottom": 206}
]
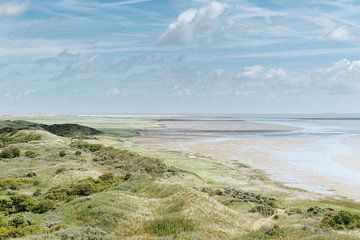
[
  {"left": 0, "top": 119, "right": 358, "bottom": 239},
  {"left": 0, "top": 120, "right": 102, "bottom": 138}
]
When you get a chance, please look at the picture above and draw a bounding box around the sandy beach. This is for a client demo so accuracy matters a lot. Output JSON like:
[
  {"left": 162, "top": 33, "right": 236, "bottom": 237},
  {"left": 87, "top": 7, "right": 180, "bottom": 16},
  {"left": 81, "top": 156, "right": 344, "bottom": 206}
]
[{"left": 132, "top": 116, "right": 360, "bottom": 201}]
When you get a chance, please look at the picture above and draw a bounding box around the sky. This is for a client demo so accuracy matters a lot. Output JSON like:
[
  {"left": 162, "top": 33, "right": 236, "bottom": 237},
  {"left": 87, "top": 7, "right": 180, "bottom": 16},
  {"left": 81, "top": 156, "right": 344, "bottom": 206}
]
[{"left": 1, "top": 0, "right": 360, "bottom": 114}]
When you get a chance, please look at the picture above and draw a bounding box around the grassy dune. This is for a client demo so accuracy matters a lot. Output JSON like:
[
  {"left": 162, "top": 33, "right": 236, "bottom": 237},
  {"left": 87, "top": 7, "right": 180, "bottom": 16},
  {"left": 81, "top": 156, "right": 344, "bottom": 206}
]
[{"left": 0, "top": 118, "right": 359, "bottom": 239}]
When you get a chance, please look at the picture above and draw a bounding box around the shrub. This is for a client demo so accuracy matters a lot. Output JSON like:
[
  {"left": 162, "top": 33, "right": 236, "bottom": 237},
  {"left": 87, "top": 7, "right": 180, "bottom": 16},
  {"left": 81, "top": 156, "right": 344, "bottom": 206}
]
[
  {"left": 0, "top": 198, "right": 15, "bottom": 213},
  {"left": 45, "top": 178, "right": 111, "bottom": 202},
  {"left": 0, "top": 148, "right": 20, "bottom": 159},
  {"left": 31, "top": 200, "right": 55, "bottom": 214},
  {"left": 10, "top": 194, "right": 35, "bottom": 213},
  {"left": 250, "top": 205, "right": 275, "bottom": 217},
  {"left": 75, "top": 151, "right": 82, "bottom": 156},
  {"left": 321, "top": 210, "right": 360, "bottom": 230},
  {"left": 307, "top": 206, "right": 335, "bottom": 216},
  {"left": 70, "top": 178, "right": 107, "bottom": 196},
  {"left": 55, "top": 168, "right": 66, "bottom": 175},
  {"left": 25, "top": 150, "right": 39, "bottom": 158},
  {"left": 59, "top": 151, "right": 66, "bottom": 157},
  {"left": 145, "top": 216, "right": 195, "bottom": 236},
  {"left": 32, "top": 189, "right": 42, "bottom": 197},
  {"left": 25, "top": 172, "right": 37, "bottom": 178},
  {"left": 9, "top": 215, "right": 31, "bottom": 228},
  {"left": 98, "top": 172, "right": 115, "bottom": 182},
  {"left": 0, "top": 179, "right": 21, "bottom": 190}
]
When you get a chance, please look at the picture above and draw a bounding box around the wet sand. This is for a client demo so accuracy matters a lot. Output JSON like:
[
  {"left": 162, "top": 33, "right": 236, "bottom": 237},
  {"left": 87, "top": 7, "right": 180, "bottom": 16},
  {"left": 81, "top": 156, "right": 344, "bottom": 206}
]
[{"left": 132, "top": 117, "right": 360, "bottom": 201}]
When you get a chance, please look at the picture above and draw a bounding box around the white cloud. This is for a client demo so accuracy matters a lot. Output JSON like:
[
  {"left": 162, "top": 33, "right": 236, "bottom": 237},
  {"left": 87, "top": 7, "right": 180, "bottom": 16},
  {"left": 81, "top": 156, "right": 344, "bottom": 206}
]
[
  {"left": 0, "top": 0, "right": 28, "bottom": 17},
  {"left": 314, "top": 59, "right": 360, "bottom": 91},
  {"left": 159, "top": 1, "right": 226, "bottom": 45},
  {"left": 326, "top": 26, "right": 354, "bottom": 42},
  {"left": 238, "top": 65, "right": 287, "bottom": 80}
]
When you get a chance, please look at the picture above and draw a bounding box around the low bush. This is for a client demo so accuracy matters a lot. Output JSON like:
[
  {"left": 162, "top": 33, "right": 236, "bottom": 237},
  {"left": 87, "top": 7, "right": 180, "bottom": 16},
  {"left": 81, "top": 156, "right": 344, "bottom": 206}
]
[
  {"left": 0, "top": 148, "right": 20, "bottom": 159},
  {"left": 0, "top": 178, "right": 39, "bottom": 191},
  {"left": 75, "top": 150, "right": 82, "bottom": 156},
  {"left": 45, "top": 177, "right": 112, "bottom": 202},
  {"left": 31, "top": 199, "right": 55, "bottom": 214},
  {"left": 321, "top": 210, "right": 360, "bottom": 230},
  {"left": 32, "top": 189, "right": 42, "bottom": 197},
  {"left": 9, "top": 215, "right": 31, "bottom": 228},
  {"left": 250, "top": 205, "right": 275, "bottom": 217},
  {"left": 10, "top": 194, "right": 35, "bottom": 213},
  {"left": 58, "top": 151, "right": 66, "bottom": 158},
  {"left": 144, "top": 216, "right": 195, "bottom": 236},
  {"left": 25, "top": 150, "right": 39, "bottom": 158},
  {"left": 307, "top": 206, "right": 335, "bottom": 216},
  {"left": 0, "top": 194, "right": 54, "bottom": 215}
]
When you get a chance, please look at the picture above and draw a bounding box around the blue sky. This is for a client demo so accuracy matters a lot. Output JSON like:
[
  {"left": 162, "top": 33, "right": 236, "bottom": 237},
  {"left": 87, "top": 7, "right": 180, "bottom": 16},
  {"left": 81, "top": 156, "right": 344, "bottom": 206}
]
[{"left": 1, "top": 0, "right": 360, "bottom": 114}]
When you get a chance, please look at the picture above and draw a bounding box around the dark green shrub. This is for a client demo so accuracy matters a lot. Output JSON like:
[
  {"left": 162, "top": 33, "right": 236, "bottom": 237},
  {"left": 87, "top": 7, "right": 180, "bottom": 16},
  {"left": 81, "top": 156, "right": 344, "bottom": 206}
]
[
  {"left": 0, "top": 179, "right": 21, "bottom": 190},
  {"left": 75, "top": 151, "right": 82, "bottom": 156},
  {"left": 32, "top": 189, "right": 42, "bottom": 197},
  {"left": 31, "top": 199, "right": 55, "bottom": 214},
  {"left": 70, "top": 178, "right": 107, "bottom": 196},
  {"left": 25, "top": 172, "right": 37, "bottom": 178},
  {"left": 0, "top": 148, "right": 20, "bottom": 159},
  {"left": 59, "top": 151, "right": 66, "bottom": 157},
  {"left": 9, "top": 215, "right": 31, "bottom": 228},
  {"left": 0, "top": 198, "right": 15, "bottom": 213},
  {"left": 145, "top": 216, "right": 195, "bottom": 236},
  {"left": 10, "top": 194, "right": 35, "bottom": 213},
  {"left": 25, "top": 150, "right": 38, "bottom": 158},
  {"left": 321, "top": 210, "right": 360, "bottom": 230},
  {"left": 307, "top": 206, "right": 335, "bottom": 216},
  {"left": 45, "top": 178, "right": 111, "bottom": 202}
]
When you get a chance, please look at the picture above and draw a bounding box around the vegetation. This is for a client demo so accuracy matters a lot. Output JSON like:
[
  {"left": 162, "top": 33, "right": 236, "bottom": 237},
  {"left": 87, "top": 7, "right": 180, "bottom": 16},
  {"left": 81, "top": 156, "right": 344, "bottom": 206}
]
[
  {"left": 144, "top": 216, "right": 195, "bottom": 236},
  {"left": 58, "top": 151, "right": 66, "bottom": 158},
  {"left": 0, "top": 148, "right": 20, "bottom": 159},
  {"left": 0, "top": 120, "right": 102, "bottom": 139},
  {"left": 71, "top": 141, "right": 180, "bottom": 177},
  {"left": 42, "top": 123, "right": 102, "bottom": 138},
  {"left": 25, "top": 150, "right": 39, "bottom": 158},
  {"left": 0, "top": 118, "right": 358, "bottom": 239},
  {"left": 44, "top": 177, "right": 114, "bottom": 202},
  {"left": 321, "top": 210, "right": 360, "bottom": 230}
]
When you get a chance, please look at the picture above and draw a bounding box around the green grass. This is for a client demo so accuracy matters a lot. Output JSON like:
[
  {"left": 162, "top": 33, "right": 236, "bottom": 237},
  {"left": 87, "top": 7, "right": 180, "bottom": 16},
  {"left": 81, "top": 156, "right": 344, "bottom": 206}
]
[{"left": 144, "top": 215, "right": 196, "bottom": 236}]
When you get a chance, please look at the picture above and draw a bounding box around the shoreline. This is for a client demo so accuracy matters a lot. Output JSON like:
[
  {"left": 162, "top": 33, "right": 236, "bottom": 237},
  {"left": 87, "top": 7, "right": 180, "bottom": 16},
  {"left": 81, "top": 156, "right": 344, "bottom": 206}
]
[{"left": 131, "top": 117, "right": 360, "bottom": 201}]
